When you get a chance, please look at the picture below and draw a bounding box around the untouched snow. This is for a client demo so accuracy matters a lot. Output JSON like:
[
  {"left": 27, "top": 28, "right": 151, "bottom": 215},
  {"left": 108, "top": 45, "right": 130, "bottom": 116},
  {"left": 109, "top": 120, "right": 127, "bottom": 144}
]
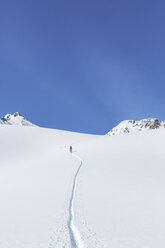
[
  {"left": 1, "top": 124, "right": 165, "bottom": 247},
  {"left": 75, "top": 129, "right": 165, "bottom": 247}
]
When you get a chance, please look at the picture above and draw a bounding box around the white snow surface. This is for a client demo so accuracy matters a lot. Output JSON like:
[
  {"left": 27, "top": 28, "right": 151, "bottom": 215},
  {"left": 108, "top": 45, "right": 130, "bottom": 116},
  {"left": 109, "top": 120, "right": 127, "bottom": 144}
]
[
  {"left": 1, "top": 125, "right": 165, "bottom": 247},
  {"left": 0, "top": 125, "right": 93, "bottom": 248}
]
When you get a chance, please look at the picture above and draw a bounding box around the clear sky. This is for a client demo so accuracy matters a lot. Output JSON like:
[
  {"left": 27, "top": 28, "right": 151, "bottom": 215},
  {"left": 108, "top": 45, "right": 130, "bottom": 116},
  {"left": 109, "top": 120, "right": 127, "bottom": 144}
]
[{"left": 0, "top": 0, "right": 165, "bottom": 134}]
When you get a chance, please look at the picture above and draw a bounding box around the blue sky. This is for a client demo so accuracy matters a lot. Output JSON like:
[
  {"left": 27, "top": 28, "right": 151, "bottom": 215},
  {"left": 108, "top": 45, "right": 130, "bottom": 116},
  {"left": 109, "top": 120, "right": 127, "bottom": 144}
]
[{"left": 0, "top": 0, "right": 165, "bottom": 134}]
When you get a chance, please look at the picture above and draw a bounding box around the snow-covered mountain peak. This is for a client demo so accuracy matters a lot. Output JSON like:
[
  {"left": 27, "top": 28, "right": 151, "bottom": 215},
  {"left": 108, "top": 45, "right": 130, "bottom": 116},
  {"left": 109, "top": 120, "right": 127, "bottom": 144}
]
[
  {"left": 0, "top": 112, "right": 36, "bottom": 127},
  {"left": 108, "top": 118, "right": 165, "bottom": 135}
]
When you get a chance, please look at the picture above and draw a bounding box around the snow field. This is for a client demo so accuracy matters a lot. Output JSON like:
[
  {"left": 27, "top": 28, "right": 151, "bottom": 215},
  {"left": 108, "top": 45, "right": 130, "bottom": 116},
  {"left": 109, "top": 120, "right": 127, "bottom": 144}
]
[
  {"left": 0, "top": 126, "right": 93, "bottom": 248},
  {"left": 1, "top": 125, "right": 165, "bottom": 247},
  {"left": 74, "top": 130, "right": 165, "bottom": 247}
]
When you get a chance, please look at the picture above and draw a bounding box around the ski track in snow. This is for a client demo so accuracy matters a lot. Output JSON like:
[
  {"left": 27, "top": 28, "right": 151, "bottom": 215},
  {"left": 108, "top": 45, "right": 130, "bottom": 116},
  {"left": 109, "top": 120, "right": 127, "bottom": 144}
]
[{"left": 67, "top": 152, "right": 84, "bottom": 248}]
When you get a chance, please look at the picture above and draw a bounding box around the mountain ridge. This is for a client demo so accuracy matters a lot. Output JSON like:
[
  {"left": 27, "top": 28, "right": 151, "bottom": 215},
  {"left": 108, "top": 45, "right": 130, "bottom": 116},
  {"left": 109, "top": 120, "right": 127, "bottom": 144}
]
[
  {"left": 108, "top": 118, "right": 165, "bottom": 135},
  {"left": 0, "top": 112, "right": 36, "bottom": 127},
  {"left": 1, "top": 113, "right": 164, "bottom": 134}
]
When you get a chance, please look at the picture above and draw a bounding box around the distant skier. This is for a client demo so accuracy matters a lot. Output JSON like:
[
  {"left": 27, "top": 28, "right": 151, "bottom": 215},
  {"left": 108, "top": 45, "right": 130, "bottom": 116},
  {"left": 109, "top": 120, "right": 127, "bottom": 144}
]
[{"left": 70, "top": 145, "right": 72, "bottom": 153}]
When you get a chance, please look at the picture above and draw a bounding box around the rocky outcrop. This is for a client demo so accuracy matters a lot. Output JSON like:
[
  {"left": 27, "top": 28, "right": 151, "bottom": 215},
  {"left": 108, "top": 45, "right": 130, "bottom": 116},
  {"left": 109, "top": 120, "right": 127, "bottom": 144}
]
[
  {"left": 0, "top": 112, "right": 36, "bottom": 127},
  {"left": 108, "top": 119, "right": 165, "bottom": 135}
]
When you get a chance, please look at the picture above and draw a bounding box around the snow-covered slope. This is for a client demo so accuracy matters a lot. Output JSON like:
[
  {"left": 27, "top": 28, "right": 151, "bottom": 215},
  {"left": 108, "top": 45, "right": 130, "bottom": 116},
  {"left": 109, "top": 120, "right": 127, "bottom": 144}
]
[
  {"left": 1, "top": 122, "right": 165, "bottom": 247},
  {"left": 0, "top": 112, "right": 36, "bottom": 126},
  {"left": 108, "top": 118, "right": 165, "bottom": 135},
  {"left": 75, "top": 129, "right": 165, "bottom": 247},
  {"left": 0, "top": 125, "right": 94, "bottom": 248}
]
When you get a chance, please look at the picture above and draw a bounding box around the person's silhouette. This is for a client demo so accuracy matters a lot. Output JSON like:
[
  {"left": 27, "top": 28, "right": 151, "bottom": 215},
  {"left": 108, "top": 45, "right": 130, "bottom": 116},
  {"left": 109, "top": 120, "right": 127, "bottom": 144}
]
[{"left": 70, "top": 146, "right": 72, "bottom": 153}]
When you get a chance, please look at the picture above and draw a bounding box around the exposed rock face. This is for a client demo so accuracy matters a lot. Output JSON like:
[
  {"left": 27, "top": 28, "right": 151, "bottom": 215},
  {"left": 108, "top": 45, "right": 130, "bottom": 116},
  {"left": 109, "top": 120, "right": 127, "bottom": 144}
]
[
  {"left": 108, "top": 119, "right": 165, "bottom": 135},
  {"left": 0, "top": 112, "right": 36, "bottom": 127}
]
